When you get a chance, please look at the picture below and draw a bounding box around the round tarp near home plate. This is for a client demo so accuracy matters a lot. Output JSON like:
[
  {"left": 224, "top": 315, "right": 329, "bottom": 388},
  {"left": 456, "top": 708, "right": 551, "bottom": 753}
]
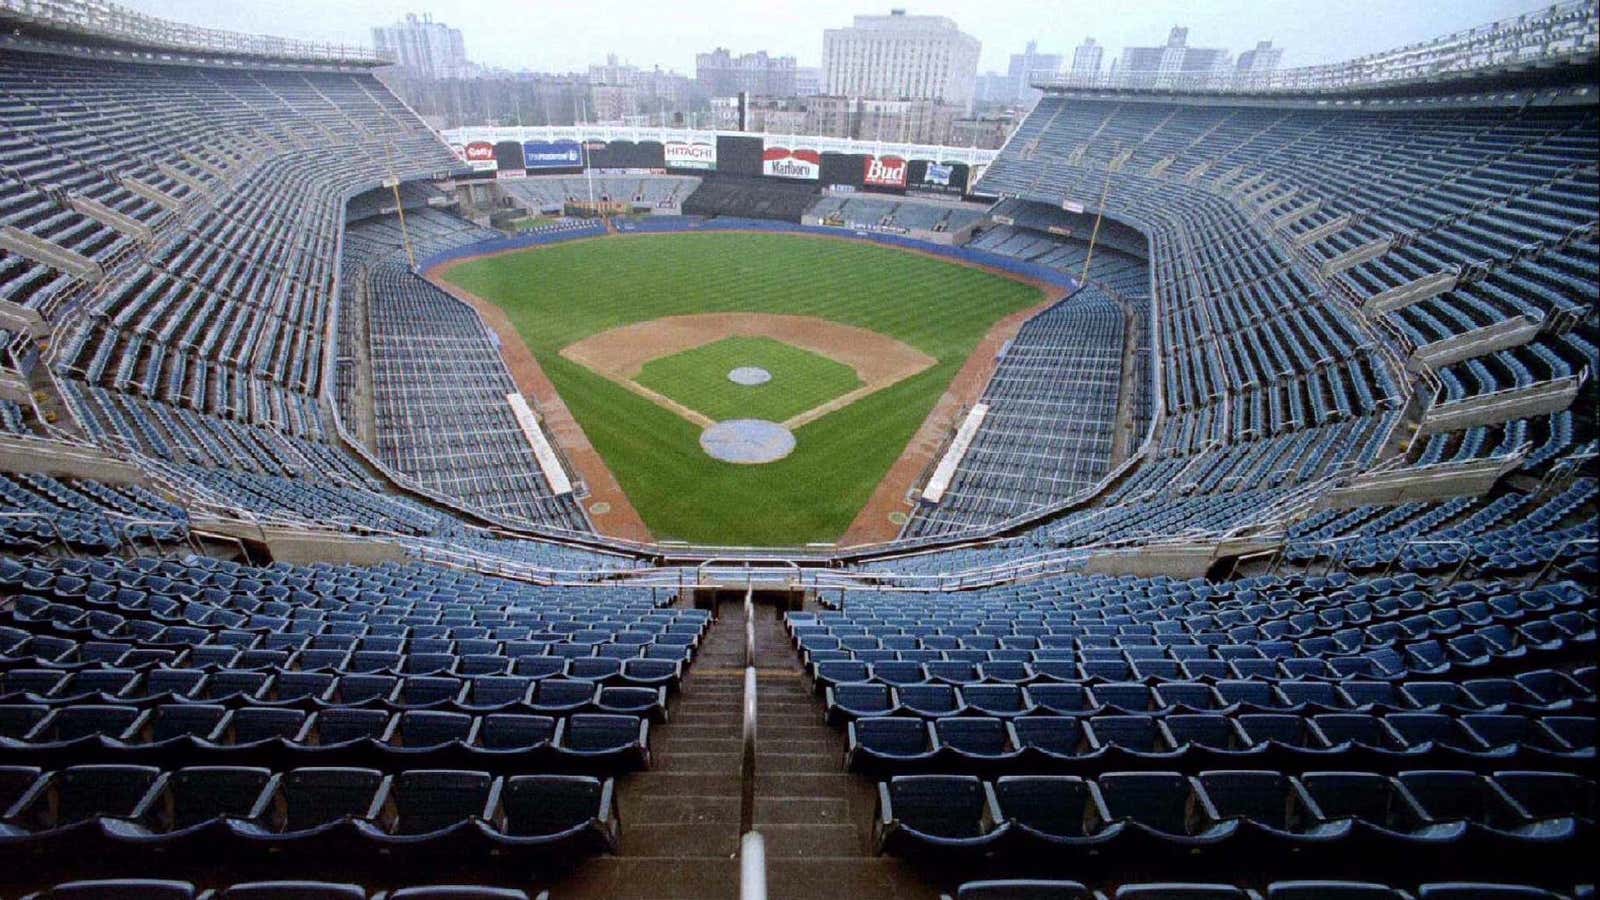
[
  {"left": 700, "top": 419, "right": 795, "bottom": 464},
  {"left": 728, "top": 366, "right": 773, "bottom": 386}
]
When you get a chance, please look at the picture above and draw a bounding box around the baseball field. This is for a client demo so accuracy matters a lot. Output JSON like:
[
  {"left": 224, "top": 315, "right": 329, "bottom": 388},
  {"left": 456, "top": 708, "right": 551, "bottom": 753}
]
[{"left": 440, "top": 231, "right": 1045, "bottom": 546}]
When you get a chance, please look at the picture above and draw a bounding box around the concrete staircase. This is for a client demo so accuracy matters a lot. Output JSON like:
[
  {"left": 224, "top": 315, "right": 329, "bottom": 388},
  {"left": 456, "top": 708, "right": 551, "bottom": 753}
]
[
  {"left": 751, "top": 599, "right": 938, "bottom": 900},
  {"left": 559, "top": 596, "right": 937, "bottom": 900}
]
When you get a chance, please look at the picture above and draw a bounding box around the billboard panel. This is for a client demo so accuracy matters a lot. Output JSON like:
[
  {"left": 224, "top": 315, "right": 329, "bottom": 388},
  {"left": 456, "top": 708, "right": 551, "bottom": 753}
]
[
  {"left": 863, "top": 155, "right": 908, "bottom": 189},
  {"left": 523, "top": 140, "right": 583, "bottom": 170},
  {"left": 910, "top": 160, "right": 970, "bottom": 195},
  {"left": 717, "top": 135, "right": 764, "bottom": 176},
  {"left": 762, "top": 144, "right": 821, "bottom": 180},
  {"left": 664, "top": 141, "right": 717, "bottom": 170},
  {"left": 463, "top": 140, "right": 497, "bottom": 173},
  {"left": 493, "top": 140, "right": 524, "bottom": 174}
]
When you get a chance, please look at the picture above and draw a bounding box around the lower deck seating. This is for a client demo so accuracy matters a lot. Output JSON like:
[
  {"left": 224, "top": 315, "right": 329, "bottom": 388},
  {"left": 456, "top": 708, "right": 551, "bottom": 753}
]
[
  {"left": 0, "top": 551, "right": 708, "bottom": 894},
  {"left": 340, "top": 211, "right": 587, "bottom": 531},
  {"left": 907, "top": 290, "right": 1126, "bottom": 537}
]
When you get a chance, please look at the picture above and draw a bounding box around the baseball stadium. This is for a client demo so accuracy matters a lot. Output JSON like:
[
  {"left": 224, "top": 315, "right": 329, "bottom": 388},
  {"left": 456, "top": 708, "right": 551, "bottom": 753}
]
[{"left": 0, "top": 0, "right": 1595, "bottom": 898}]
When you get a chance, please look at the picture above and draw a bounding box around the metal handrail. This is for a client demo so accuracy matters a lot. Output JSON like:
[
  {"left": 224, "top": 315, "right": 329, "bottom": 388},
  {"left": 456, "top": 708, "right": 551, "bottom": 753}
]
[
  {"left": 739, "top": 831, "right": 768, "bottom": 900},
  {"left": 0, "top": 511, "right": 75, "bottom": 557},
  {"left": 1532, "top": 537, "right": 1597, "bottom": 586},
  {"left": 739, "top": 665, "right": 757, "bottom": 836},
  {"left": 1383, "top": 538, "right": 1476, "bottom": 584},
  {"left": 108, "top": 515, "right": 187, "bottom": 558},
  {"left": 743, "top": 587, "right": 756, "bottom": 670}
]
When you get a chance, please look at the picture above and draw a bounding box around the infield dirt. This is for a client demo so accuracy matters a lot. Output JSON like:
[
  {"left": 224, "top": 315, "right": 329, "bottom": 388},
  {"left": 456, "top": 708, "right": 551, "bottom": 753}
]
[{"left": 560, "top": 312, "right": 935, "bottom": 430}]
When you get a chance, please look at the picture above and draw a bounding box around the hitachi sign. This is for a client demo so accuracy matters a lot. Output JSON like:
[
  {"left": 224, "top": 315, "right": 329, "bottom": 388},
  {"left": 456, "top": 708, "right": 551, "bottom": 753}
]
[{"left": 863, "top": 156, "right": 907, "bottom": 188}]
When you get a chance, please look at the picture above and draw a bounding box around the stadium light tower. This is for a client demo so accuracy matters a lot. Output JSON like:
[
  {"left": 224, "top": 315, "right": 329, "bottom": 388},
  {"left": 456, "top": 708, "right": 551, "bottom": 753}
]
[
  {"left": 381, "top": 172, "right": 417, "bottom": 270},
  {"left": 1079, "top": 142, "right": 1117, "bottom": 284}
]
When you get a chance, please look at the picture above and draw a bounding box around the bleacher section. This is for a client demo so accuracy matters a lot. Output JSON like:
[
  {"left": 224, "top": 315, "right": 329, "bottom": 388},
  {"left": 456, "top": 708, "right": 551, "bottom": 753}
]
[
  {"left": 340, "top": 209, "right": 587, "bottom": 530},
  {"left": 681, "top": 174, "right": 820, "bottom": 222},
  {"left": 0, "top": 37, "right": 636, "bottom": 555},
  {"left": 500, "top": 175, "right": 701, "bottom": 214},
  {"left": 789, "top": 543, "right": 1596, "bottom": 894},
  {"left": 807, "top": 195, "right": 987, "bottom": 234},
  {"left": 0, "top": 550, "right": 707, "bottom": 895},
  {"left": 907, "top": 290, "right": 1125, "bottom": 537},
  {"left": 979, "top": 94, "right": 1596, "bottom": 495}
]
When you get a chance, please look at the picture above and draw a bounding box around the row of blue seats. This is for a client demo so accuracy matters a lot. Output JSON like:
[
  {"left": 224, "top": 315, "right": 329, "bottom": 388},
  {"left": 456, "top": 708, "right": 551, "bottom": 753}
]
[
  {"left": 795, "top": 583, "right": 1589, "bottom": 644},
  {"left": 0, "top": 636, "right": 689, "bottom": 678},
  {"left": 945, "top": 879, "right": 1590, "bottom": 899},
  {"left": 23, "top": 882, "right": 539, "bottom": 900},
  {"left": 0, "top": 706, "right": 651, "bottom": 773},
  {"left": 0, "top": 558, "right": 663, "bottom": 616},
  {"left": 822, "top": 675, "right": 1593, "bottom": 723},
  {"left": 6, "top": 589, "right": 701, "bottom": 640},
  {"left": 801, "top": 621, "right": 1592, "bottom": 681},
  {"left": 1, "top": 670, "right": 670, "bottom": 717},
  {"left": 874, "top": 770, "right": 1591, "bottom": 862},
  {"left": 842, "top": 713, "right": 1591, "bottom": 775},
  {"left": 799, "top": 578, "right": 1582, "bottom": 636},
  {"left": 0, "top": 764, "right": 616, "bottom": 862}
]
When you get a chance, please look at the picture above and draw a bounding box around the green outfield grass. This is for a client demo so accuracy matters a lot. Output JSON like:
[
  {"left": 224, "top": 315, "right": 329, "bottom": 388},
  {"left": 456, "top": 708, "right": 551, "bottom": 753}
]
[
  {"left": 636, "top": 336, "right": 862, "bottom": 423},
  {"left": 443, "top": 231, "right": 1043, "bottom": 545}
]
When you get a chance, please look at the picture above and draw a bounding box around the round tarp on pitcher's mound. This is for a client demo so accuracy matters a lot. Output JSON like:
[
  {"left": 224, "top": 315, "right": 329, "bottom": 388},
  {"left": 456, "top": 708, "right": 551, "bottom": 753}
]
[
  {"left": 700, "top": 419, "right": 795, "bottom": 464},
  {"left": 728, "top": 366, "right": 773, "bottom": 386}
]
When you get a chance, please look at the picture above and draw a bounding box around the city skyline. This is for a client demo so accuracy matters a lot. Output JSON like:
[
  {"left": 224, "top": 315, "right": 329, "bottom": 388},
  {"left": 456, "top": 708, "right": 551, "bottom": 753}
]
[{"left": 120, "top": 0, "right": 1543, "bottom": 78}]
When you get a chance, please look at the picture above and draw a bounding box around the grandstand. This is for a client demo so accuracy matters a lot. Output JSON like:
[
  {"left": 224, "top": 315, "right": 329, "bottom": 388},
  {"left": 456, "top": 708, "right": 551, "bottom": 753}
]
[{"left": 0, "top": 0, "right": 1594, "bottom": 897}]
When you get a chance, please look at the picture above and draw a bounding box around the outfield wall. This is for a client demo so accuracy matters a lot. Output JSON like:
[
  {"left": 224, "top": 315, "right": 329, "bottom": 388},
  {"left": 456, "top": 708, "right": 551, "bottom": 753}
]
[{"left": 418, "top": 216, "right": 1078, "bottom": 293}]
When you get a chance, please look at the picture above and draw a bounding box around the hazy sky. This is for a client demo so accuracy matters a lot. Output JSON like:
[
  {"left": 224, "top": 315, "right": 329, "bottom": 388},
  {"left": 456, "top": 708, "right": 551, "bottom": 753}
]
[{"left": 122, "top": 0, "right": 1543, "bottom": 74}]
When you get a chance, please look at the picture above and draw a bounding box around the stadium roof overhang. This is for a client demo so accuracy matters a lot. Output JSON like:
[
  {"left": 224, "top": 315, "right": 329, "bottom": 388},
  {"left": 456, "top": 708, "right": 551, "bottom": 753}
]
[
  {"left": 1034, "top": 55, "right": 1599, "bottom": 111},
  {"left": 0, "top": 0, "right": 385, "bottom": 70}
]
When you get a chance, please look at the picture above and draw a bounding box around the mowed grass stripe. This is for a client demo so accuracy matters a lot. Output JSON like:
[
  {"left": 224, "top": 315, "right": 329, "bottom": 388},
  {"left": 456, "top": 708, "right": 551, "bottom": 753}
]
[
  {"left": 444, "top": 232, "right": 1042, "bottom": 545},
  {"left": 636, "top": 337, "right": 861, "bottom": 424}
]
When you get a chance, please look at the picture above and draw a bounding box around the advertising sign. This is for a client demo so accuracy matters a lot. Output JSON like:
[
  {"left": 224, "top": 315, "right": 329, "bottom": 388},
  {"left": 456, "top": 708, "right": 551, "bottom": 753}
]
[
  {"left": 522, "top": 140, "right": 583, "bottom": 170},
  {"left": 863, "top": 155, "right": 908, "bottom": 189},
  {"left": 463, "top": 141, "right": 497, "bottom": 173},
  {"left": 923, "top": 162, "right": 953, "bottom": 186},
  {"left": 761, "top": 145, "right": 821, "bottom": 180},
  {"left": 664, "top": 141, "right": 717, "bottom": 170}
]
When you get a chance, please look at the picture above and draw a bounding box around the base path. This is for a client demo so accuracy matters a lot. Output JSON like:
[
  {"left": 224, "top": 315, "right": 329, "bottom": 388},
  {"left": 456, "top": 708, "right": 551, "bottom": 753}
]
[
  {"left": 426, "top": 276, "right": 653, "bottom": 544},
  {"left": 560, "top": 312, "right": 935, "bottom": 430},
  {"left": 838, "top": 293, "right": 1064, "bottom": 546}
]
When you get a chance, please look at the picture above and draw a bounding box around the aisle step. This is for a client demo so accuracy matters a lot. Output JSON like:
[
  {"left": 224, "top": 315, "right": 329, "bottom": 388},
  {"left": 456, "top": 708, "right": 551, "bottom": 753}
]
[
  {"left": 623, "top": 824, "right": 742, "bottom": 858},
  {"left": 767, "top": 858, "right": 941, "bottom": 900},
  {"left": 626, "top": 772, "right": 739, "bottom": 796},
  {"left": 753, "top": 795, "right": 850, "bottom": 825},
  {"left": 752, "top": 824, "right": 863, "bottom": 858},
  {"left": 559, "top": 857, "right": 741, "bottom": 900}
]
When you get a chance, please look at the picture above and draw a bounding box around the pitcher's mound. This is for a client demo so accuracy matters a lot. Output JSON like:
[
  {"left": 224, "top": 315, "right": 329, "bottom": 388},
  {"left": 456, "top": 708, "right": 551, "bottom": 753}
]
[{"left": 700, "top": 419, "right": 795, "bottom": 464}]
